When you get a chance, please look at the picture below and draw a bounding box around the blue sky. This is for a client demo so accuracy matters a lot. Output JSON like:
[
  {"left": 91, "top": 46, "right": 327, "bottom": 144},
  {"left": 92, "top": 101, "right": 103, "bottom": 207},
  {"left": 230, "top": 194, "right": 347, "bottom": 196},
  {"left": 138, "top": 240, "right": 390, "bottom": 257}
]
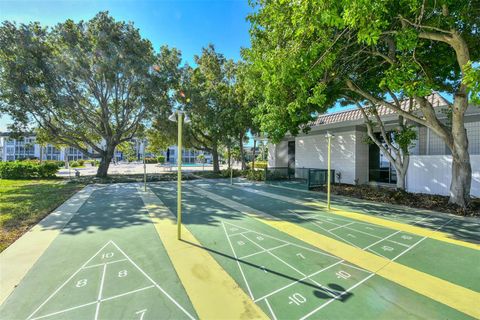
[{"left": 0, "top": 0, "right": 252, "bottom": 131}]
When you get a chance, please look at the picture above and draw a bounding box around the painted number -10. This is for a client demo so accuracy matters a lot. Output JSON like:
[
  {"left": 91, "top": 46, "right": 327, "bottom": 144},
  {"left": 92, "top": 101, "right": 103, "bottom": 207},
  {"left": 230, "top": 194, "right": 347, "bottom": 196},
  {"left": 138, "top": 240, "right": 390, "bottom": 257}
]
[{"left": 288, "top": 293, "right": 306, "bottom": 306}]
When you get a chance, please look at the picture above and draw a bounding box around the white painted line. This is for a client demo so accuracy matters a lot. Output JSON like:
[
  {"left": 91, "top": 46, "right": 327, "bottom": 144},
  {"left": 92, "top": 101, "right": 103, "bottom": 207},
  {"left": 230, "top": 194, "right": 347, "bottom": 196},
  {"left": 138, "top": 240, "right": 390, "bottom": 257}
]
[
  {"left": 241, "top": 234, "right": 306, "bottom": 277},
  {"left": 110, "top": 241, "right": 196, "bottom": 320},
  {"left": 299, "top": 273, "right": 376, "bottom": 320},
  {"left": 101, "top": 285, "right": 155, "bottom": 302},
  {"left": 361, "top": 230, "right": 402, "bottom": 250},
  {"left": 83, "top": 258, "right": 128, "bottom": 269},
  {"left": 239, "top": 243, "right": 290, "bottom": 260},
  {"left": 223, "top": 221, "right": 340, "bottom": 261},
  {"left": 254, "top": 260, "right": 344, "bottom": 302},
  {"left": 27, "top": 241, "right": 113, "bottom": 320},
  {"left": 221, "top": 221, "right": 255, "bottom": 300},
  {"left": 228, "top": 231, "right": 252, "bottom": 237},
  {"left": 287, "top": 211, "right": 361, "bottom": 249},
  {"left": 94, "top": 263, "right": 107, "bottom": 320},
  {"left": 327, "top": 222, "right": 355, "bottom": 232},
  {"left": 30, "top": 301, "right": 98, "bottom": 320},
  {"left": 366, "top": 248, "right": 391, "bottom": 260},
  {"left": 265, "top": 298, "right": 277, "bottom": 320}
]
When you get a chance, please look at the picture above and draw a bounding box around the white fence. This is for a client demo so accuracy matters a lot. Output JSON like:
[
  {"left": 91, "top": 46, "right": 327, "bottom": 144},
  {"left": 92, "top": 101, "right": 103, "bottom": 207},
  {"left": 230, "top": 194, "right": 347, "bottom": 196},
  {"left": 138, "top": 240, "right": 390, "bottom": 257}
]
[{"left": 406, "top": 155, "right": 480, "bottom": 198}]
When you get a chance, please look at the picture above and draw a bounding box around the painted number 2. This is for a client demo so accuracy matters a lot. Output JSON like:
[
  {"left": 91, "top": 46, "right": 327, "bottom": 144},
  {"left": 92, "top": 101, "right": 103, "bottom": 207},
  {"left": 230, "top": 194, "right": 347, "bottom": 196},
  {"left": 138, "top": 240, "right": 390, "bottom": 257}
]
[
  {"left": 288, "top": 293, "right": 306, "bottom": 306},
  {"left": 76, "top": 279, "right": 87, "bottom": 287},
  {"left": 136, "top": 309, "right": 147, "bottom": 320}
]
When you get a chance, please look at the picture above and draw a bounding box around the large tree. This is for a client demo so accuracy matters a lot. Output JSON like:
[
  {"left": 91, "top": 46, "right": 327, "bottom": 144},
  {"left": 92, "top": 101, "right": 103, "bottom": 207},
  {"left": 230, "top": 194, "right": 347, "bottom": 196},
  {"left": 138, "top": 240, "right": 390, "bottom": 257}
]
[
  {"left": 179, "top": 45, "right": 239, "bottom": 173},
  {"left": 245, "top": 0, "right": 479, "bottom": 207},
  {"left": 0, "top": 12, "right": 179, "bottom": 177}
]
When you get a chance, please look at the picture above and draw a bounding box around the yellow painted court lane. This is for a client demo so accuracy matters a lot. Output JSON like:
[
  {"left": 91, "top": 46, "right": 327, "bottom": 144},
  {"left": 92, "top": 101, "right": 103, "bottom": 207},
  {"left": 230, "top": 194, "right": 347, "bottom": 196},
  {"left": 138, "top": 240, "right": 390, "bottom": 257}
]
[
  {"left": 137, "top": 186, "right": 267, "bottom": 320},
  {"left": 231, "top": 183, "right": 479, "bottom": 250},
  {"left": 193, "top": 187, "right": 480, "bottom": 319}
]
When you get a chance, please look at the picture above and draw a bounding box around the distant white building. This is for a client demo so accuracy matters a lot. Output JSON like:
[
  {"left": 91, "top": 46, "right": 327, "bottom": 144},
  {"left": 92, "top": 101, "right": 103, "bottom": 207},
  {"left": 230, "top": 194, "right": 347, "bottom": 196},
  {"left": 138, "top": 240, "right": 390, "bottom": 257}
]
[
  {"left": 0, "top": 133, "right": 212, "bottom": 165},
  {"left": 268, "top": 93, "right": 480, "bottom": 197},
  {"left": 0, "top": 133, "right": 85, "bottom": 161}
]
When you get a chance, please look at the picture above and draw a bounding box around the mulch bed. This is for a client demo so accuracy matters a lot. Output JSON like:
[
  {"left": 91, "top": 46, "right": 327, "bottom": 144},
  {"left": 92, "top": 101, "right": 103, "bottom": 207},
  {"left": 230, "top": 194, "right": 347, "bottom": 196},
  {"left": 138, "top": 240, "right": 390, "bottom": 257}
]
[{"left": 312, "top": 184, "right": 480, "bottom": 217}]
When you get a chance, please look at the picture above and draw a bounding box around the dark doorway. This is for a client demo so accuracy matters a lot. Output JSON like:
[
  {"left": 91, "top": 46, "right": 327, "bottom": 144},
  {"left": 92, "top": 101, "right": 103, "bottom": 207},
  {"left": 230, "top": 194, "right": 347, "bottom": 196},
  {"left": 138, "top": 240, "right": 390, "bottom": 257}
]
[
  {"left": 368, "top": 133, "right": 397, "bottom": 184},
  {"left": 287, "top": 141, "right": 295, "bottom": 169}
]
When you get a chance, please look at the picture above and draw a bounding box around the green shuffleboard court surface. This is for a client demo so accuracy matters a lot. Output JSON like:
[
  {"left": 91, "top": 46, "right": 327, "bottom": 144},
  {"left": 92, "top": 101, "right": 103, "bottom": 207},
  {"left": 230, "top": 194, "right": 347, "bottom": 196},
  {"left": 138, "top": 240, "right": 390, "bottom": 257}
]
[{"left": 1, "top": 181, "right": 478, "bottom": 320}]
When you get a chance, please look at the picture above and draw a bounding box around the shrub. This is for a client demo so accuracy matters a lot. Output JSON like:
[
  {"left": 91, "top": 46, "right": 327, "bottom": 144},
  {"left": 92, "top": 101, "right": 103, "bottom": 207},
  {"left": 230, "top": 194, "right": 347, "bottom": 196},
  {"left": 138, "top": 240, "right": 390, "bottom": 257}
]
[
  {"left": 144, "top": 157, "right": 157, "bottom": 164},
  {"left": 37, "top": 162, "right": 59, "bottom": 178},
  {"left": 220, "top": 169, "right": 243, "bottom": 178},
  {"left": 248, "top": 161, "right": 267, "bottom": 169},
  {"left": 157, "top": 155, "right": 166, "bottom": 164},
  {"left": 245, "top": 169, "right": 265, "bottom": 181},
  {"left": 70, "top": 161, "right": 80, "bottom": 167},
  {"left": 78, "top": 159, "right": 85, "bottom": 166},
  {"left": 0, "top": 161, "right": 59, "bottom": 179}
]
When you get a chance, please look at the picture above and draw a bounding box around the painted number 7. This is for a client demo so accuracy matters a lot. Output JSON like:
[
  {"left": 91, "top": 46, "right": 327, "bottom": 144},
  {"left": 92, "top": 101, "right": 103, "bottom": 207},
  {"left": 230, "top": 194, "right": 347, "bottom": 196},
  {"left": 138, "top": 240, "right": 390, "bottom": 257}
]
[
  {"left": 296, "top": 253, "right": 305, "bottom": 259},
  {"left": 136, "top": 309, "right": 147, "bottom": 320}
]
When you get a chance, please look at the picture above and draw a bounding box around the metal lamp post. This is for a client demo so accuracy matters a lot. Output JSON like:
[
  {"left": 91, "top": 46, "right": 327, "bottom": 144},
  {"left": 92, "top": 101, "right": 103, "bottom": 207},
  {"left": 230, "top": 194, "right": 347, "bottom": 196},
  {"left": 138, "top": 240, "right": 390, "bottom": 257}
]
[
  {"left": 325, "top": 132, "right": 334, "bottom": 210},
  {"left": 168, "top": 110, "right": 191, "bottom": 240}
]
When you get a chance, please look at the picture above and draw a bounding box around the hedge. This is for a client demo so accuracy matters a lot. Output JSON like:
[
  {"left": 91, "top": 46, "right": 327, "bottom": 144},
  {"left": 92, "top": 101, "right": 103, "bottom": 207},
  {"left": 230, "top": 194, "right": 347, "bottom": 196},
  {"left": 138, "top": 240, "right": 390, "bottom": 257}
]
[
  {"left": 0, "top": 161, "right": 59, "bottom": 179},
  {"left": 157, "top": 155, "right": 166, "bottom": 164},
  {"left": 248, "top": 161, "right": 267, "bottom": 169}
]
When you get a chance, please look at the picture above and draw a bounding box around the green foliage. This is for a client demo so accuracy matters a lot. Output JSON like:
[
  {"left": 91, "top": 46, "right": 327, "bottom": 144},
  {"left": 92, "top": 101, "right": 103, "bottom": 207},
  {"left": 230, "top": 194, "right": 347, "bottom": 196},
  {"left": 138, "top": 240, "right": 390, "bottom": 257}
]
[
  {"left": 248, "top": 161, "right": 267, "bottom": 169},
  {"left": 144, "top": 157, "right": 157, "bottom": 164},
  {"left": 157, "top": 155, "right": 166, "bottom": 164},
  {"left": 196, "top": 154, "right": 206, "bottom": 163},
  {"left": 245, "top": 169, "right": 265, "bottom": 181},
  {"left": 0, "top": 161, "right": 58, "bottom": 179},
  {"left": 77, "top": 159, "right": 85, "bottom": 166},
  {"left": 70, "top": 161, "right": 80, "bottom": 168},
  {"left": 463, "top": 61, "right": 480, "bottom": 105},
  {"left": 393, "top": 125, "right": 417, "bottom": 154}
]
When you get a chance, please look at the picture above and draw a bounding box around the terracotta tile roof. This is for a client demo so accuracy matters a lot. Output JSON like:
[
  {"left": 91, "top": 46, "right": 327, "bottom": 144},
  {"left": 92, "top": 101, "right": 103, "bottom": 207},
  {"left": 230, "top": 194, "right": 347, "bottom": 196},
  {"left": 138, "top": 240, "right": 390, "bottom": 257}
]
[{"left": 310, "top": 92, "right": 450, "bottom": 127}]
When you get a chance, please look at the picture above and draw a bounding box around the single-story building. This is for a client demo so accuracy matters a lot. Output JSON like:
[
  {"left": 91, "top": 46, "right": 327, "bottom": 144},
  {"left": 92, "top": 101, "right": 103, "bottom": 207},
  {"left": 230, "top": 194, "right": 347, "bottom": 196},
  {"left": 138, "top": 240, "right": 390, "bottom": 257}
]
[{"left": 268, "top": 93, "right": 480, "bottom": 197}]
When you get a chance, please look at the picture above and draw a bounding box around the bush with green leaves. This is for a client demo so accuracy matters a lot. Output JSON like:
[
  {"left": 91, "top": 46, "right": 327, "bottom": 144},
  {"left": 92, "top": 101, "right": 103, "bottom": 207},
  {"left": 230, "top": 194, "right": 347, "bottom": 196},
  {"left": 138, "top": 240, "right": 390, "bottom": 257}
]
[
  {"left": 245, "top": 169, "right": 265, "bottom": 181},
  {"left": 157, "top": 155, "right": 166, "bottom": 164},
  {"left": 0, "top": 161, "right": 59, "bottom": 179},
  {"left": 78, "top": 159, "right": 85, "bottom": 166},
  {"left": 144, "top": 157, "right": 157, "bottom": 164},
  {"left": 70, "top": 161, "right": 80, "bottom": 167},
  {"left": 248, "top": 161, "right": 267, "bottom": 169}
]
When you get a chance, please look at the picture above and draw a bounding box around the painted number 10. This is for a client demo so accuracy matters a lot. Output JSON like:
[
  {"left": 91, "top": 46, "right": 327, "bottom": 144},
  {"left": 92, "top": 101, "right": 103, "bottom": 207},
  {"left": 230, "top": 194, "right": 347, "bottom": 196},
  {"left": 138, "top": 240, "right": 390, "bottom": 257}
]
[
  {"left": 102, "top": 252, "right": 114, "bottom": 259},
  {"left": 288, "top": 293, "right": 306, "bottom": 306}
]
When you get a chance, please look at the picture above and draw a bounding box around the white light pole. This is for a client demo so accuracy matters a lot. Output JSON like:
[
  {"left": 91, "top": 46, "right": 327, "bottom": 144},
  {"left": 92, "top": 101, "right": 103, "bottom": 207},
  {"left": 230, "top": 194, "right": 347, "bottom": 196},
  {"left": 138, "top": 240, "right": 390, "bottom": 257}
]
[
  {"left": 254, "top": 134, "right": 269, "bottom": 181},
  {"left": 169, "top": 110, "right": 191, "bottom": 240},
  {"left": 142, "top": 139, "right": 147, "bottom": 192},
  {"left": 325, "top": 132, "right": 334, "bottom": 210}
]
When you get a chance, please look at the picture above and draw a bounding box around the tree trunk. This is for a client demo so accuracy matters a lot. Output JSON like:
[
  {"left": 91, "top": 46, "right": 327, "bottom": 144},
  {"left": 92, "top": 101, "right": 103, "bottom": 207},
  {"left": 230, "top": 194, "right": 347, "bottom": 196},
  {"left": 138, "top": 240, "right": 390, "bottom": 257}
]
[
  {"left": 449, "top": 98, "right": 471, "bottom": 207},
  {"left": 395, "top": 156, "right": 408, "bottom": 191},
  {"left": 227, "top": 145, "right": 231, "bottom": 170},
  {"left": 96, "top": 146, "right": 115, "bottom": 178},
  {"left": 39, "top": 146, "right": 44, "bottom": 164},
  {"left": 252, "top": 140, "right": 256, "bottom": 170},
  {"left": 212, "top": 144, "right": 220, "bottom": 173},
  {"left": 239, "top": 132, "right": 246, "bottom": 170}
]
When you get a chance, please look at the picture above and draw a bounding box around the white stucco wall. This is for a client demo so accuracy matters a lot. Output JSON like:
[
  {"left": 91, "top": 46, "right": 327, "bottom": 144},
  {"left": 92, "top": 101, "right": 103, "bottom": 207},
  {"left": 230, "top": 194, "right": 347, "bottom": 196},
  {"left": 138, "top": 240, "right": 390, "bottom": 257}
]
[
  {"left": 295, "top": 130, "right": 359, "bottom": 184},
  {"left": 268, "top": 140, "right": 289, "bottom": 167},
  {"left": 406, "top": 155, "right": 480, "bottom": 197}
]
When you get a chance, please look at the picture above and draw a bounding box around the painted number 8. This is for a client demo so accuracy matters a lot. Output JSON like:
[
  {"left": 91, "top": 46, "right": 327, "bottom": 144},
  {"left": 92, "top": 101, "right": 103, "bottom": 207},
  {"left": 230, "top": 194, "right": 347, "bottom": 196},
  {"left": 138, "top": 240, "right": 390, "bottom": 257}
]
[{"left": 118, "top": 270, "right": 128, "bottom": 278}]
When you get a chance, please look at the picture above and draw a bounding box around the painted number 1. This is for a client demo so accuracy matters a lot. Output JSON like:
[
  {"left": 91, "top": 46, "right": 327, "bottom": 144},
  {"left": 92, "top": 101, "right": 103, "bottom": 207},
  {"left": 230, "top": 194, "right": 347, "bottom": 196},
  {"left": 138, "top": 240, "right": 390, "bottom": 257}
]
[
  {"left": 136, "top": 309, "right": 147, "bottom": 320},
  {"left": 296, "top": 253, "right": 305, "bottom": 259},
  {"left": 288, "top": 293, "right": 306, "bottom": 306}
]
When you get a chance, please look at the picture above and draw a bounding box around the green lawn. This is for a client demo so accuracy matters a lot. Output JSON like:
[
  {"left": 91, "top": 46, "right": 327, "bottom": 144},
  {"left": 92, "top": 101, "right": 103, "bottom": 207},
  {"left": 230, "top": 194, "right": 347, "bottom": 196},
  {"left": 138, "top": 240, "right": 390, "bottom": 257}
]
[{"left": 0, "top": 179, "right": 85, "bottom": 252}]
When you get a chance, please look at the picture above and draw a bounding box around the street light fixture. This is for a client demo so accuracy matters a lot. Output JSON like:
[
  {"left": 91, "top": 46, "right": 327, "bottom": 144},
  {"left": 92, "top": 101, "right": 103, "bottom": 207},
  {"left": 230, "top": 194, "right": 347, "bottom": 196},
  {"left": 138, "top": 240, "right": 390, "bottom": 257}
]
[
  {"left": 325, "top": 132, "right": 335, "bottom": 210},
  {"left": 169, "top": 110, "right": 190, "bottom": 240}
]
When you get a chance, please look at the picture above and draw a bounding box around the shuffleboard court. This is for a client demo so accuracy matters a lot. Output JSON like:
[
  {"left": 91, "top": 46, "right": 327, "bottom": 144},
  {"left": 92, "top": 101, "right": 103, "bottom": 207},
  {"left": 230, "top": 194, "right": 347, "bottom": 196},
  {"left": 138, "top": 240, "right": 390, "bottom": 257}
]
[
  {"left": 0, "top": 184, "right": 197, "bottom": 320},
  {"left": 186, "top": 179, "right": 480, "bottom": 293},
  {"left": 1, "top": 180, "right": 479, "bottom": 319},
  {"left": 149, "top": 181, "right": 478, "bottom": 319}
]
